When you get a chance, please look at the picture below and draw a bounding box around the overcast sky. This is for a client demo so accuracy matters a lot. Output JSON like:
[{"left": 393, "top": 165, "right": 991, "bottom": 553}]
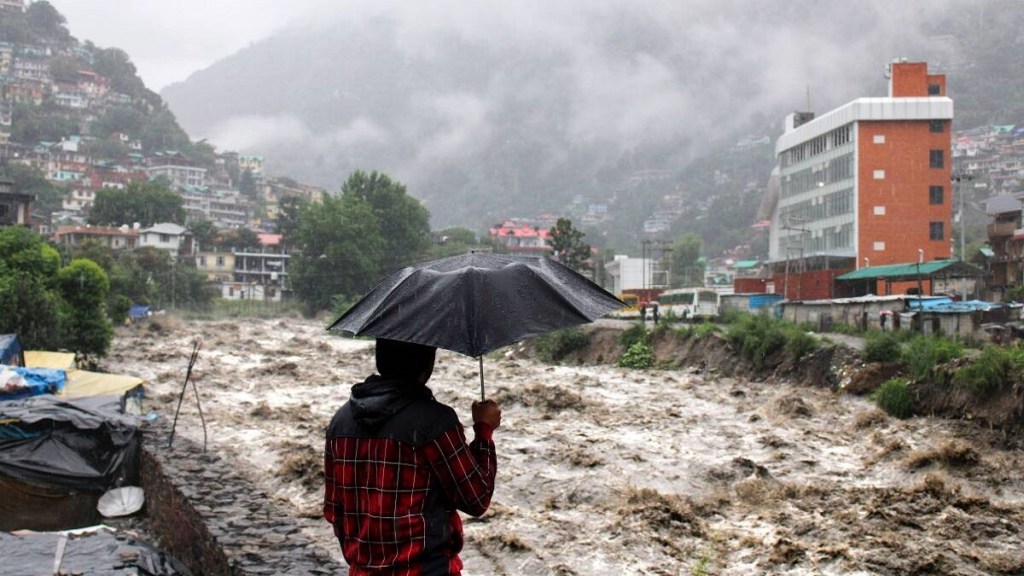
[{"left": 47, "top": 0, "right": 333, "bottom": 91}]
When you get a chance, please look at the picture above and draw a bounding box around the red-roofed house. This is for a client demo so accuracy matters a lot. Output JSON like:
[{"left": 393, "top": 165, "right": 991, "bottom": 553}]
[{"left": 488, "top": 220, "right": 551, "bottom": 255}]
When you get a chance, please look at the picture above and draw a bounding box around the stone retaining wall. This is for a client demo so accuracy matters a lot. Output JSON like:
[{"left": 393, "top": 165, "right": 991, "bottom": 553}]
[{"left": 140, "top": 419, "right": 339, "bottom": 575}]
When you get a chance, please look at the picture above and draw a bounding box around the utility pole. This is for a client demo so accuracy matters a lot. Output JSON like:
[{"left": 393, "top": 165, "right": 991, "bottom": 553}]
[{"left": 952, "top": 171, "right": 973, "bottom": 299}]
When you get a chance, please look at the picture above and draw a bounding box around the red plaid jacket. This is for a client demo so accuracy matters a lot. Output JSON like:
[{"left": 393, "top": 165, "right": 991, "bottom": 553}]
[{"left": 324, "top": 377, "right": 496, "bottom": 576}]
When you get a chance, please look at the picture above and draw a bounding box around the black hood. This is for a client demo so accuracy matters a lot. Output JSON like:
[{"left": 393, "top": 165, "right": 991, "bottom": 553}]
[{"left": 349, "top": 375, "right": 432, "bottom": 431}]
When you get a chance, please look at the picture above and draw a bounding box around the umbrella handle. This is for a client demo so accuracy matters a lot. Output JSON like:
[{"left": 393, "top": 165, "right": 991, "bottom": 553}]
[{"left": 479, "top": 356, "right": 485, "bottom": 401}]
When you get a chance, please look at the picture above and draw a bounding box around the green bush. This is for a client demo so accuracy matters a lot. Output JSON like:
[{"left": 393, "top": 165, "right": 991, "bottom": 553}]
[
  {"left": 618, "top": 341, "right": 654, "bottom": 369},
  {"left": 951, "top": 344, "right": 1024, "bottom": 396},
  {"left": 108, "top": 294, "right": 132, "bottom": 325},
  {"left": 533, "top": 327, "right": 590, "bottom": 362},
  {"left": 726, "top": 314, "right": 785, "bottom": 371},
  {"left": 619, "top": 323, "right": 649, "bottom": 349},
  {"left": 692, "top": 321, "right": 720, "bottom": 340},
  {"left": 901, "top": 334, "right": 963, "bottom": 381},
  {"left": 783, "top": 324, "right": 819, "bottom": 360},
  {"left": 872, "top": 378, "right": 913, "bottom": 419},
  {"left": 863, "top": 332, "right": 902, "bottom": 363},
  {"left": 1005, "top": 285, "right": 1024, "bottom": 303},
  {"left": 828, "top": 321, "right": 861, "bottom": 336}
]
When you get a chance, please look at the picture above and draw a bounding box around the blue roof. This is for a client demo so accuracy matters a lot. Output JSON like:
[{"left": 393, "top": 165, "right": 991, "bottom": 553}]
[{"left": 908, "top": 298, "right": 1003, "bottom": 312}]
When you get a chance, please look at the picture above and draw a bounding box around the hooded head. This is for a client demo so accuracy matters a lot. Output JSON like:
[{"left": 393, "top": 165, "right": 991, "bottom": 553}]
[{"left": 375, "top": 338, "right": 437, "bottom": 385}]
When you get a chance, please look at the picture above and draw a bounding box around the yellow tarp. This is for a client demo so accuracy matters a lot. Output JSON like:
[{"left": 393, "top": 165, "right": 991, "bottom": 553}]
[
  {"left": 23, "top": 350, "right": 143, "bottom": 397},
  {"left": 23, "top": 351, "right": 76, "bottom": 370},
  {"left": 63, "top": 370, "right": 143, "bottom": 398}
]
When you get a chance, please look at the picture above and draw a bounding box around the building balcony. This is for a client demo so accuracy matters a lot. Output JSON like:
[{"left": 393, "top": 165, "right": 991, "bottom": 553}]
[{"left": 988, "top": 221, "right": 1019, "bottom": 237}]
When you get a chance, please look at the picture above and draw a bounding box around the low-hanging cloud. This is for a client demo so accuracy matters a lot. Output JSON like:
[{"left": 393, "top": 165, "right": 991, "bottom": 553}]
[{"left": 165, "top": 0, "right": 964, "bottom": 224}]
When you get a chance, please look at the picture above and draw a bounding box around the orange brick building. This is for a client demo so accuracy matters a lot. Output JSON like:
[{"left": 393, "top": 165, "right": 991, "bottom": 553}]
[{"left": 766, "top": 60, "right": 953, "bottom": 299}]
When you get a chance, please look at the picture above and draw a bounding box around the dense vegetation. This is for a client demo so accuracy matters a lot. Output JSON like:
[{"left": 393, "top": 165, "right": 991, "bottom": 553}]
[
  {"left": 0, "top": 226, "right": 112, "bottom": 361},
  {"left": 285, "top": 171, "right": 431, "bottom": 315}
]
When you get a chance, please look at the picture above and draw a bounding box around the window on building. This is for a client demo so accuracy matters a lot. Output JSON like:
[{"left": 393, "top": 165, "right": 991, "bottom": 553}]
[
  {"left": 928, "top": 83, "right": 941, "bottom": 95},
  {"left": 929, "top": 150, "right": 945, "bottom": 169},
  {"left": 929, "top": 185, "right": 944, "bottom": 205},
  {"left": 930, "top": 221, "right": 944, "bottom": 241},
  {"left": 216, "top": 256, "right": 224, "bottom": 267},
  {"left": 930, "top": 120, "right": 944, "bottom": 133},
  {"left": 198, "top": 256, "right": 207, "bottom": 266}
]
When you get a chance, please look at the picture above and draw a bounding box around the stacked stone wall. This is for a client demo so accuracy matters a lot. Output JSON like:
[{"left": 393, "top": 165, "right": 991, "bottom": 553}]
[{"left": 139, "top": 420, "right": 338, "bottom": 575}]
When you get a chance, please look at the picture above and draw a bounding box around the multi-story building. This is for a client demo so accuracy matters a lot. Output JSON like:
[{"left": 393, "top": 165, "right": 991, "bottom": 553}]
[
  {"left": 146, "top": 163, "right": 207, "bottom": 189},
  {"left": 181, "top": 188, "right": 253, "bottom": 229},
  {"left": 227, "top": 233, "right": 289, "bottom": 302},
  {"left": 765, "top": 60, "right": 953, "bottom": 299},
  {"left": 195, "top": 249, "right": 236, "bottom": 282},
  {"left": 985, "top": 194, "right": 1024, "bottom": 290}
]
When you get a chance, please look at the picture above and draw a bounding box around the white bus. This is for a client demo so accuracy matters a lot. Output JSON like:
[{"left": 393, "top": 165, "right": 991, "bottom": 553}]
[{"left": 657, "top": 287, "right": 720, "bottom": 320}]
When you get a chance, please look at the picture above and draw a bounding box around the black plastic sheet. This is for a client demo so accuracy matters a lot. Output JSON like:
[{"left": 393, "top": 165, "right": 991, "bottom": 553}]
[
  {"left": 1, "top": 526, "right": 192, "bottom": 576},
  {"left": 0, "top": 395, "right": 140, "bottom": 492}
]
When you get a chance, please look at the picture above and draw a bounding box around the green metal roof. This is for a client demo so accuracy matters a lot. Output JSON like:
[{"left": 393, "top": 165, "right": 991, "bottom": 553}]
[
  {"left": 733, "top": 260, "right": 760, "bottom": 269},
  {"left": 837, "top": 259, "right": 967, "bottom": 281},
  {"left": 979, "top": 247, "right": 994, "bottom": 257}
]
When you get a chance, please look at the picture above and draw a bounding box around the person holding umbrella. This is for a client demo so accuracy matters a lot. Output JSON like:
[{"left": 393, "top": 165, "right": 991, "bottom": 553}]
[{"left": 324, "top": 338, "right": 501, "bottom": 575}]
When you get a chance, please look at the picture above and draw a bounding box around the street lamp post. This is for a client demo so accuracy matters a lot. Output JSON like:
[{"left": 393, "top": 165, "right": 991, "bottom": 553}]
[
  {"left": 641, "top": 241, "right": 646, "bottom": 298},
  {"left": 782, "top": 217, "right": 810, "bottom": 300}
]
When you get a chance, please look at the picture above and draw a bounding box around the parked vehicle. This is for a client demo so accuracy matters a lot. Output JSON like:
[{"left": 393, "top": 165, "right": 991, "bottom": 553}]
[{"left": 659, "top": 287, "right": 720, "bottom": 320}]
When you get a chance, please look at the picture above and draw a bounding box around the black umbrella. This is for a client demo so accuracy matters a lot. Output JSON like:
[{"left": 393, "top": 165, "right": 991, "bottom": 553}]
[{"left": 328, "top": 252, "right": 625, "bottom": 398}]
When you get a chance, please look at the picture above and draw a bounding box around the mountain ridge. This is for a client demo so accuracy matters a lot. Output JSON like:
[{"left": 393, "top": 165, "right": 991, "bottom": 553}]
[{"left": 161, "top": 1, "right": 1024, "bottom": 253}]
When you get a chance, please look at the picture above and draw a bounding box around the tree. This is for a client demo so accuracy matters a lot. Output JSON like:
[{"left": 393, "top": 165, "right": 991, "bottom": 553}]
[
  {"left": 88, "top": 180, "right": 185, "bottom": 227},
  {"left": 340, "top": 171, "right": 431, "bottom": 270},
  {"left": 230, "top": 228, "right": 262, "bottom": 251},
  {"left": 429, "top": 226, "right": 478, "bottom": 258},
  {"left": 56, "top": 259, "right": 113, "bottom": 360},
  {"left": 670, "top": 233, "right": 704, "bottom": 287},
  {"left": 189, "top": 218, "right": 220, "bottom": 252},
  {"left": 25, "top": 1, "right": 69, "bottom": 42},
  {"left": 547, "top": 217, "right": 592, "bottom": 272},
  {"left": 288, "top": 194, "right": 384, "bottom": 314},
  {"left": 1, "top": 163, "right": 65, "bottom": 218},
  {"left": 0, "top": 227, "right": 62, "bottom": 350},
  {"left": 275, "top": 195, "right": 309, "bottom": 240}
]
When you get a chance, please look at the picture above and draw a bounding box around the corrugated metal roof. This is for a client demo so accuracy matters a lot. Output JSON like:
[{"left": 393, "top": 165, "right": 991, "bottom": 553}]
[
  {"left": 985, "top": 194, "right": 1022, "bottom": 215},
  {"left": 837, "top": 259, "right": 961, "bottom": 281}
]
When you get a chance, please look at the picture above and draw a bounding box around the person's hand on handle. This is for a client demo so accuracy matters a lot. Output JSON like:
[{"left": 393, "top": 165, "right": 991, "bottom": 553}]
[{"left": 472, "top": 400, "right": 502, "bottom": 430}]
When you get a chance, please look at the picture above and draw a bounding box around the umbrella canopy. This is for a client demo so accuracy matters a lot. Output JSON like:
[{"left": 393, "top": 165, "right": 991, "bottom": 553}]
[{"left": 328, "top": 252, "right": 625, "bottom": 358}]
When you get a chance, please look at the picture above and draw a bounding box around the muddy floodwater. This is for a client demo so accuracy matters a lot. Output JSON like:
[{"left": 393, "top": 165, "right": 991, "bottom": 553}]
[{"left": 105, "top": 316, "right": 1024, "bottom": 575}]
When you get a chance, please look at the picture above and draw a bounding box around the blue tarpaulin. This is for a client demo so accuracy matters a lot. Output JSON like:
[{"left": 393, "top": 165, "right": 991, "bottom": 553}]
[
  {"left": 128, "top": 305, "right": 151, "bottom": 319},
  {"left": 0, "top": 366, "right": 66, "bottom": 400}
]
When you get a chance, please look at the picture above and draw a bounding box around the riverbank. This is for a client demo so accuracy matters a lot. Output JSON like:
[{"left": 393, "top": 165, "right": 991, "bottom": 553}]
[{"left": 102, "top": 315, "right": 1024, "bottom": 575}]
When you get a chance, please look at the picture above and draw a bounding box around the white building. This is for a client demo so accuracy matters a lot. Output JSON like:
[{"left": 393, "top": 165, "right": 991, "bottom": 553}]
[
  {"left": 146, "top": 164, "right": 207, "bottom": 189},
  {"left": 139, "top": 223, "right": 192, "bottom": 260},
  {"left": 603, "top": 255, "right": 666, "bottom": 295}
]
